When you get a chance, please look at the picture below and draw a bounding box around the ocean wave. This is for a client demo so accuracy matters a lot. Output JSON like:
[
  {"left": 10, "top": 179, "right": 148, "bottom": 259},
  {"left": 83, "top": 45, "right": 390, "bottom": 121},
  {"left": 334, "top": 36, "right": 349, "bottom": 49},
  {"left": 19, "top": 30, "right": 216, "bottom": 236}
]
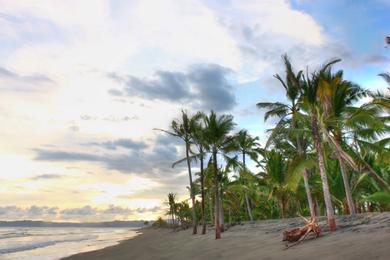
[
  {"left": 0, "top": 235, "right": 97, "bottom": 254},
  {"left": 0, "top": 231, "right": 30, "bottom": 240}
]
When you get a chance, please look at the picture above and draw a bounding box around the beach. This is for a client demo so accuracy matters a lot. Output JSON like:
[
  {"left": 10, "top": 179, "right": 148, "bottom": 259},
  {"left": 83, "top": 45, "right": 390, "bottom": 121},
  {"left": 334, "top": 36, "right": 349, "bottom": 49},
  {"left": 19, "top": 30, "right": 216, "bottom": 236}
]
[{"left": 63, "top": 212, "right": 390, "bottom": 260}]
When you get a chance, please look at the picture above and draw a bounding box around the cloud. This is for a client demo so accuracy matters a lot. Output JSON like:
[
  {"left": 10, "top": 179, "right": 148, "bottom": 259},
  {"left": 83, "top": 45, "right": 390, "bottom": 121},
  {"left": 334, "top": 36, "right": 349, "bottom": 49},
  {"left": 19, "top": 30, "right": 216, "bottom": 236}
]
[
  {"left": 69, "top": 125, "right": 79, "bottom": 132},
  {"left": 80, "top": 114, "right": 139, "bottom": 122},
  {"left": 364, "top": 54, "right": 390, "bottom": 64},
  {"left": 33, "top": 149, "right": 102, "bottom": 162},
  {"left": 108, "top": 63, "right": 236, "bottom": 111},
  {"left": 0, "top": 205, "right": 163, "bottom": 221},
  {"left": 0, "top": 66, "right": 54, "bottom": 92},
  {"left": 197, "top": 0, "right": 363, "bottom": 83},
  {"left": 0, "top": 205, "right": 58, "bottom": 217},
  {"left": 33, "top": 134, "right": 183, "bottom": 176},
  {"left": 103, "top": 115, "right": 139, "bottom": 122},
  {"left": 102, "top": 205, "right": 133, "bottom": 215},
  {"left": 60, "top": 205, "right": 96, "bottom": 216},
  {"left": 28, "top": 205, "right": 58, "bottom": 216},
  {"left": 0, "top": 206, "right": 23, "bottom": 215},
  {"left": 31, "top": 174, "right": 64, "bottom": 180},
  {"left": 86, "top": 138, "right": 148, "bottom": 151}
]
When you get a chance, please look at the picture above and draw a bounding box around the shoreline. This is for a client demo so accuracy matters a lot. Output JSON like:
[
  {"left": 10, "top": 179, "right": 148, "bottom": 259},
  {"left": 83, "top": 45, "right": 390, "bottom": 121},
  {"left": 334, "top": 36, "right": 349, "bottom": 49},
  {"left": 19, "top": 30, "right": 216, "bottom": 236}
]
[{"left": 62, "top": 212, "right": 390, "bottom": 260}]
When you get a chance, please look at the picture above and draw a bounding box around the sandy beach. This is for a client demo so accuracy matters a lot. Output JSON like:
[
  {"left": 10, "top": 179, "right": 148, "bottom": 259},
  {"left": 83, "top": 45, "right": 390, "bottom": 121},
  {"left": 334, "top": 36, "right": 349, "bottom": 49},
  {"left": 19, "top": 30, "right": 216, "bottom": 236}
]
[{"left": 63, "top": 212, "right": 390, "bottom": 260}]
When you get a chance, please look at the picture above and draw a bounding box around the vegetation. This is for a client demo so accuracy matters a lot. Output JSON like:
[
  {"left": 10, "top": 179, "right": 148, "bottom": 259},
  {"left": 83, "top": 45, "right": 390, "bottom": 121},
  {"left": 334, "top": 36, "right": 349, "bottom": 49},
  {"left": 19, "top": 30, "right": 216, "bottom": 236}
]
[
  {"left": 160, "top": 55, "right": 390, "bottom": 239},
  {"left": 152, "top": 217, "right": 168, "bottom": 228}
]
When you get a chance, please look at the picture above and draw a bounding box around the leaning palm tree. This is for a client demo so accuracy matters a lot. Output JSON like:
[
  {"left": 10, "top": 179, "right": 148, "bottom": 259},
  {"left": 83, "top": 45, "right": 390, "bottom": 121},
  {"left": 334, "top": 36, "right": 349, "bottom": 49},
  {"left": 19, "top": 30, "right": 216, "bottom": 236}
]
[
  {"left": 203, "top": 111, "right": 235, "bottom": 239},
  {"left": 155, "top": 110, "right": 200, "bottom": 234},
  {"left": 257, "top": 54, "right": 316, "bottom": 218},
  {"left": 300, "top": 60, "right": 340, "bottom": 231}
]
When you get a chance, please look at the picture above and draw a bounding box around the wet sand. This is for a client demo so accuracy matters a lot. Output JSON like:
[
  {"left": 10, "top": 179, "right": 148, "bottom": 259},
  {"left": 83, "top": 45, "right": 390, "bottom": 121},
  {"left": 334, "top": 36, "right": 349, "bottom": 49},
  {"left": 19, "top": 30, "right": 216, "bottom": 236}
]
[{"left": 63, "top": 212, "right": 390, "bottom": 260}]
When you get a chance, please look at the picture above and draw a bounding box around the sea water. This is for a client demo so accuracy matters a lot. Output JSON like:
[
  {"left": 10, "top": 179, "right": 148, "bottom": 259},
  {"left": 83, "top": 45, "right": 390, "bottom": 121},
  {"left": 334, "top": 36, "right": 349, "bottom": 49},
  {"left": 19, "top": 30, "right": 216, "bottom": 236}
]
[{"left": 0, "top": 227, "right": 139, "bottom": 260}]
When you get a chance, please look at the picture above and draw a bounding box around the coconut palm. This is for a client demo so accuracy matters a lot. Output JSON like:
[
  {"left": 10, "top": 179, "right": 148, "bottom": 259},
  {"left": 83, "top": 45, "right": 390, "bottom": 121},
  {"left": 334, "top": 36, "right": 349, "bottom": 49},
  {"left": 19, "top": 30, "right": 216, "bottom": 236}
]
[
  {"left": 300, "top": 59, "right": 340, "bottom": 231},
  {"left": 167, "top": 193, "right": 177, "bottom": 227},
  {"left": 191, "top": 115, "right": 209, "bottom": 234},
  {"left": 257, "top": 54, "right": 316, "bottom": 218},
  {"left": 315, "top": 68, "right": 367, "bottom": 215},
  {"left": 202, "top": 111, "right": 235, "bottom": 239},
  {"left": 258, "top": 148, "right": 313, "bottom": 218},
  {"left": 155, "top": 110, "right": 200, "bottom": 234},
  {"left": 228, "top": 130, "right": 259, "bottom": 221}
]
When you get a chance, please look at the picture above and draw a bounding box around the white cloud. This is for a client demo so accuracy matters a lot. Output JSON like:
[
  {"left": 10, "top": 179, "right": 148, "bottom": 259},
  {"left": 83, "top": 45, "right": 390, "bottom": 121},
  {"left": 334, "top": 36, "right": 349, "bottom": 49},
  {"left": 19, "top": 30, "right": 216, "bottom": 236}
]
[{"left": 230, "top": 0, "right": 324, "bottom": 45}]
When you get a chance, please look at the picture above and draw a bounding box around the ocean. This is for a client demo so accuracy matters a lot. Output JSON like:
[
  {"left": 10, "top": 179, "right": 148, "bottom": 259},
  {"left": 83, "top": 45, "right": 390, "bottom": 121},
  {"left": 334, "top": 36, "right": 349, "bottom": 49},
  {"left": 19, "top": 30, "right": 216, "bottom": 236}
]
[{"left": 0, "top": 227, "right": 139, "bottom": 260}]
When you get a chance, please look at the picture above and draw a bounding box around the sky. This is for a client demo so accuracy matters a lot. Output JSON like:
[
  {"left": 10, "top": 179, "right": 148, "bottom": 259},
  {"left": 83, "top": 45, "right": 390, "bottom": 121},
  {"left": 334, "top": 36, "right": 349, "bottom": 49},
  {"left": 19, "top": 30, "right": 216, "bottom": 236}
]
[{"left": 0, "top": 0, "right": 389, "bottom": 222}]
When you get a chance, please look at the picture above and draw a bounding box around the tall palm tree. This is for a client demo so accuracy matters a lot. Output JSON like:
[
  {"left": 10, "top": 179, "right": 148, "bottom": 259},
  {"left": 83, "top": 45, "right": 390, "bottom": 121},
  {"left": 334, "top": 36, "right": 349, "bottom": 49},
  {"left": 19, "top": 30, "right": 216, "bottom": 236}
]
[
  {"left": 203, "top": 111, "right": 235, "bottom": 239},
  {"left": 230, "top": 130, "right": 259, "bottom": 221},
  {"left": 191, "top": 116, "right": 209, "bottom": 234},
  {"left": 301, "top": 59, "right": 340, "bottom": 231},
  {"left": 257, "top": 55, "right": 316, "bottom": 218},
  {"left": 315, "top": 68, "right": 367, "bottom": 215},
  {"left": 155, "top": 110, "right": 200, "bottom": 234}
]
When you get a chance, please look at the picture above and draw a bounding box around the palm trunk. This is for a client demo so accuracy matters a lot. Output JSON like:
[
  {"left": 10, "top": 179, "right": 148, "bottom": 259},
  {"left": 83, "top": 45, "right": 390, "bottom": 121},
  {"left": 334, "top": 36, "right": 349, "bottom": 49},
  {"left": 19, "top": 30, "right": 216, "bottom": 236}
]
[
  {"left": 228, "top": 207, "right": 232, "bottom": 227},
  {"left": 242, "top": 152, "right": 254, "bottom": 221},
  {"left": 279, "top": 201, "right": 285, "bottom": 219},
  {"left": 219, "top": 187, "right": 225, "bottom": 232},
  {"left": 209, "top": 194, "right": 214, "bottom": 226},
  {"left": 329, "top": 129, "right": 356, "bottom": 215},
  {"left": 213, "top": 150, "right": 221, "bottom": 239},
  {"left": 338, "top": 158, "right": 356, "bottom": 215},
  {"left": 315, "top": 198, "right": 321, "bottom": 216},
  {"left": 200, "top": 152, "right": 206, "bottom": 234},
  {"left": 310, "top": 112, "right": 336, "bottom": 231},
  {"left": 303, "top": 169, "right": 316, "bottom": 218},
  {"left": 361, "top": 160, "right": 390, "bottom": 191},
  {"left": 185, "top": 142, "right": 197, "bottom": 235},
  {"left": 244, "top": 193, "right": 254, "bottom": 221}
]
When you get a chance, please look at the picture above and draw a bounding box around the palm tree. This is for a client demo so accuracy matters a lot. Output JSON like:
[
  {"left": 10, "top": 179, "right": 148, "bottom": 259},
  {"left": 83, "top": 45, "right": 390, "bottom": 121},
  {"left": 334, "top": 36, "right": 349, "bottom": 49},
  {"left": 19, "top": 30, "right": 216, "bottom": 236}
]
[
  {"left": 191, "top": 116, "right": 209, "bottom": 234},
  {"left": 230, "top": 130, "right": 259, "bottom": 221},
  {"left": 301, "top": 60, "right": 340, "bottom": 231},
  {"left": 315, "top": 68, "right": 367, "bottom": 215},
  {"left": 167, "top": 193, "right": 177, "bottom": 227},
  {"left": 258, "top": 148, "right": 310, "bottom": 218},
  {"left": 203, "top": 111, "right": 235, "bottom": 239},
  {"left": 175, "top": 201, "right": 192, "bottom": 227},
  {"left": 257, "top": 55, "right": 316, "bottom": 218},
  {"left": 155, "top": 110, "right": 200, "bottom": 234}
]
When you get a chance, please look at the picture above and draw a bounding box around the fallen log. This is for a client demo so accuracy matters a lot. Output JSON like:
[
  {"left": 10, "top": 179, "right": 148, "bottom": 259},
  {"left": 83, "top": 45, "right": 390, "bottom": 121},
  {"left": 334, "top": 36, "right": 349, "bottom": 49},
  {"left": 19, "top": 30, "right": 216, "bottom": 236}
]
[{"left": 282, "top": 216, "right": 321, "bottom": 248}]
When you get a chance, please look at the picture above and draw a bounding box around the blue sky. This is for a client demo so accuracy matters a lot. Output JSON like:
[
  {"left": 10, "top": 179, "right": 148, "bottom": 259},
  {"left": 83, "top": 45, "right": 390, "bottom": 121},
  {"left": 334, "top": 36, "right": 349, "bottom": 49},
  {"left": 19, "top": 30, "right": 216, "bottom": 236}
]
[{"left": 0, "top": 0, "right": 388, "bottom": 221}]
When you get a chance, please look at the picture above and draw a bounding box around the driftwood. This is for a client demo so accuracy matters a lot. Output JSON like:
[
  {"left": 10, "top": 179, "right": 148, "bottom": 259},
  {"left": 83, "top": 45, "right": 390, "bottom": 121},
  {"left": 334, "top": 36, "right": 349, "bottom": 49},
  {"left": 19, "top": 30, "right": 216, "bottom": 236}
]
[{"left": 282, "top": 216, "right": 321, "bottom": 249}]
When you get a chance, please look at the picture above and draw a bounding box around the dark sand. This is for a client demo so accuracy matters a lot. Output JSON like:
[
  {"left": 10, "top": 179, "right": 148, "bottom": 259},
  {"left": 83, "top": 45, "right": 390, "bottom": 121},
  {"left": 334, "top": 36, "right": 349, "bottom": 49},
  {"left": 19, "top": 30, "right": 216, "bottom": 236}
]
[{"left": 63, "top": 212, "right": 390, "bottom": 260}]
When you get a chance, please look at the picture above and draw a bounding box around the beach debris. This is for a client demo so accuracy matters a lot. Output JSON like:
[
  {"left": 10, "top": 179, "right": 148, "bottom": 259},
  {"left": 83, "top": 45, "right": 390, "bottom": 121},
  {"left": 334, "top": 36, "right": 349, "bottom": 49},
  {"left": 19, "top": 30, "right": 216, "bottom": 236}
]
[{"left": 282, "top": 216, "right": 321, "bottom": 249}]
